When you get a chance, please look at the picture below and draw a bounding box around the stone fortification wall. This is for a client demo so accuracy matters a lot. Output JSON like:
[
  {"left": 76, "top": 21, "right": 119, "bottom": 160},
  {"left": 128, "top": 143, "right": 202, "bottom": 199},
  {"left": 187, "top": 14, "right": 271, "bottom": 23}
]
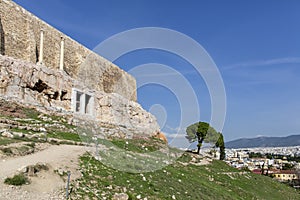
[
  {"left": 0, "top": 55, "right": 160, "bottom": 137},
  {"left": 0, "top": 0, "right": 161, "bottom": 138},
  {"left": 0, "top": 0, "right": 136, "bottom": 101}
]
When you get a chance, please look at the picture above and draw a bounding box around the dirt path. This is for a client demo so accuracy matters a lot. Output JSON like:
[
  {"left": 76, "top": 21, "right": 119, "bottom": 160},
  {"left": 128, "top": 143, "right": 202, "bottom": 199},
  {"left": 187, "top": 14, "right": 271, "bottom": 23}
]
[{"left": 0, "top": 145, "right": 88, "bottom": 200}]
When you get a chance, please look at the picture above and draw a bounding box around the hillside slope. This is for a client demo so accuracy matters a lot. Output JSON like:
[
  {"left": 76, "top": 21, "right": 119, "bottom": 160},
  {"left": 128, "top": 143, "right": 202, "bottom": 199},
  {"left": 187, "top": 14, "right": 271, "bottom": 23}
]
[
  {"left": 72, "top": 149, "right": 300, "bottom": 200},
  {"left": 0, "top": 99, "right": 299, "bottom": 199},
  {"left": 0, "top": 145, "right": 86, "bottom": 199}
]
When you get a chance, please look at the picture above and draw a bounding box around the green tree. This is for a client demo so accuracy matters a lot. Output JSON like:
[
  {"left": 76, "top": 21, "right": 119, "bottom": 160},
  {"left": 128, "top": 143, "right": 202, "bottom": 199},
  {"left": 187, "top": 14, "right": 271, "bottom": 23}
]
[
  {"left": 215, "top": 133, "right": 226, "bottom": 160},
  {"left": 282, "top": 163, "right": 295, "bottom": 170},
  {"left": 186, "top": 122, "right": 218, "bottom": 154}
]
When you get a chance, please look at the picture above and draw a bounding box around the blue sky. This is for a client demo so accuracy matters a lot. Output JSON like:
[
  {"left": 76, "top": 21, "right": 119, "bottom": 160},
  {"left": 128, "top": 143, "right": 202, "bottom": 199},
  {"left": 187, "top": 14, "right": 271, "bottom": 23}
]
[{"left": 13, "top": 0, "right": 300, "bottom": 144}]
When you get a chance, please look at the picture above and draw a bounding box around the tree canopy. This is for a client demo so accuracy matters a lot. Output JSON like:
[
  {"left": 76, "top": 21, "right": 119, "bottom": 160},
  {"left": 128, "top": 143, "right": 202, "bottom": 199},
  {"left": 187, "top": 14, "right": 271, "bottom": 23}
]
[
  {"left": 215, "top": 133, "right": 226, "bottom": 160},
  {"left": 186, "top": 121, "right": 225, "bottom": 159},
  {"left": 186, "top": 122, "right": 219, "bottom": 144}
]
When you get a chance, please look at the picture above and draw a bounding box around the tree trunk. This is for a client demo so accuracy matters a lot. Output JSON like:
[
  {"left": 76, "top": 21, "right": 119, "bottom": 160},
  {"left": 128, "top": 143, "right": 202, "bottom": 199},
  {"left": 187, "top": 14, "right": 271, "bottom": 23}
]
[
  {"left": 197, "top": 145, "right": 200, "bottom": 154},
  {"left": 197, "top": 137, "right": 204, "bottom": 154}
]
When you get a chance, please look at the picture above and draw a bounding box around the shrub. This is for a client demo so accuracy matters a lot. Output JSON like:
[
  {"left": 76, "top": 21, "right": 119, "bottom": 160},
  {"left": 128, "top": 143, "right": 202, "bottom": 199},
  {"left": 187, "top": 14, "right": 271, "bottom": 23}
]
[
  {"left": 127, "top": 192, "right": 134, "bottom": 200},
  {"left": 1, "top": 147, "right": 13, "bottom": 155},
  {"left": 25, "top": 142, "right": 36, "bottom": 148},
  {"left": 4, "top": 173, "right": 28, "bottom": 186}
]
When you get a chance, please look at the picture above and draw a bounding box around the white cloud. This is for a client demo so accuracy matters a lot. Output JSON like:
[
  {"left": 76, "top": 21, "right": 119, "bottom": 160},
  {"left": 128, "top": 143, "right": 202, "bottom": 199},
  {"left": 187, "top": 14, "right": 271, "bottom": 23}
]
[
  {"left": 165, "top": 125, "right": 182, "bottom": 133},
  {"left": 225, "top": 57, "right": 300, "bottom": 70},
  {"left": 130, "top": 70, "right": 195, "bottom": 78},
  {"left": 166, "top": 133, "right": 191, "bottom": 149},
  {"left": 166, "top": 133, "right": 186, "bottom": 139}
]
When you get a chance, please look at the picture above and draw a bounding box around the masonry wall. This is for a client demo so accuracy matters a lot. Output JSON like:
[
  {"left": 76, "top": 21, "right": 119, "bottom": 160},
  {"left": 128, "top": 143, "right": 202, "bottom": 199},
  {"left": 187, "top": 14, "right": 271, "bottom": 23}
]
[
  {"left": 0, "top": 55, "right": 160, "bottom": 137},
  {"left": 0, "top": 0, "right": 136, "bottom": 101}
]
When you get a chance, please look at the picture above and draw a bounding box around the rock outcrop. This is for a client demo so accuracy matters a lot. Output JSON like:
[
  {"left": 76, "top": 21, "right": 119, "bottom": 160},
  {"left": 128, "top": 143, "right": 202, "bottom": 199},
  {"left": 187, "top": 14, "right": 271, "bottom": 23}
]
[
  {"left": 0, "top": 55, "right": 160, "bottom": 138},
  {"left": 0, "top": 0, "right": 136, "bottom": 101},
  {"left": 0, "top": 0, "right": 161, "bottom": 138}
]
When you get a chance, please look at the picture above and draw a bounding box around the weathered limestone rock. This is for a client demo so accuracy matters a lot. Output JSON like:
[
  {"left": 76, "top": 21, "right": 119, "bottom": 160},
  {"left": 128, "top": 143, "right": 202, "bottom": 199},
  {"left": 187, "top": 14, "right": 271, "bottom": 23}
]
[
  {"left": 0, "top": 0, "right": 136, "bottom": 101},
  {"left": 0, "top": 55, "right": 160, "bottom": 137},
  {"left": 0, "top": 55, "right": 73, "bottom": 110},
  {"left": 1, "top": 129, "right": 13, "bottom": 138},
  {"left": 18, "top": 166, "right": 28, "bottom": 173},
  {"left": 0, "top": 0, "right": 161, "bottom": 138},
  {"left": 12, "top": 131, "right": 24, "bottom": 138},
  {"left": 112, "top": 193, "right": 129, "bottom": 200},
  {"left": 153, "top": 132, "right": 168, "bottom": 143},
  {"left": 27, "top": 165, "right": 35, "bottom": 176}
]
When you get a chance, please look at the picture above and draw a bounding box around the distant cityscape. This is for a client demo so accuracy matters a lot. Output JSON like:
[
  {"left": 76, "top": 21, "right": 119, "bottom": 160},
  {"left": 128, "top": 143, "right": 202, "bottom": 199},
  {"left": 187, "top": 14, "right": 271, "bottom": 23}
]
[{"left": 225, "top": 146, "right": 300, "bottom": 188}]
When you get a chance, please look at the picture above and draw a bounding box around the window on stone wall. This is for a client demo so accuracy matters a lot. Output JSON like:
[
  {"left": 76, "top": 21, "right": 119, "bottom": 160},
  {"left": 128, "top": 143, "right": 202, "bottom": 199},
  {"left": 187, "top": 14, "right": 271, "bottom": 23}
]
[
  {"left": 72, "top": 89, "right": 94, "bottom": 116},
  {"left": 85, "top": 94, "right": 92, "bottom": 115},
  {"left": 76, "top": 91, "right": 83, "bottom": 112}
]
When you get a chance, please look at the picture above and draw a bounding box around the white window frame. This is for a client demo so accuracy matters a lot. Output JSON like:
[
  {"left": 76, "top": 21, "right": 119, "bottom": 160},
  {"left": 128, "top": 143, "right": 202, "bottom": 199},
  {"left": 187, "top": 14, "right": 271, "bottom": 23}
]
[{"left": 72, "top": 88, "right": 94, "bottom": 116}]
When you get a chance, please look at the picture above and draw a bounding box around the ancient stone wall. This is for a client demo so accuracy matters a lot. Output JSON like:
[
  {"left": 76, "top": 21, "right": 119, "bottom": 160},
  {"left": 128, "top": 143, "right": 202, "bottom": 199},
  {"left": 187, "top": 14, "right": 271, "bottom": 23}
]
[
  {"left": 0, "top": 55, "right": 160, "bottom": 137},
  {"left": 0, "top": 0, "right": 161, "bottom": 138},
  {"left": 0, "top": 0, "right": 136, "bottom": 101}
]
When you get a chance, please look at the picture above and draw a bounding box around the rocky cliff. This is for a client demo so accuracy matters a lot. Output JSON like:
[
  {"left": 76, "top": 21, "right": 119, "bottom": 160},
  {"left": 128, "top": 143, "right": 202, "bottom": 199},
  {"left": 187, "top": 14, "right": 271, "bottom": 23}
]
[
  {"left": 0, "top": 0, "right": 161, "bottom": 138},
  {"left": 0, "top": 55, "right": 160, "bottom": 138},
  {"left": 0, "top": 0, "right": 136, "bottom": 101}
]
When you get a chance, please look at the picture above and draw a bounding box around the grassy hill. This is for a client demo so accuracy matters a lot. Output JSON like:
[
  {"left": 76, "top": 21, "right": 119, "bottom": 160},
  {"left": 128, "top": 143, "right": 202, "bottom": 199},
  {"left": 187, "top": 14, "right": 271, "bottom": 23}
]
[
  {"left": 71, "top": 139, "right": 300, "bottom": 200},
  {"left": 0, "top": 99, "right": 299, "bottom": 199}
]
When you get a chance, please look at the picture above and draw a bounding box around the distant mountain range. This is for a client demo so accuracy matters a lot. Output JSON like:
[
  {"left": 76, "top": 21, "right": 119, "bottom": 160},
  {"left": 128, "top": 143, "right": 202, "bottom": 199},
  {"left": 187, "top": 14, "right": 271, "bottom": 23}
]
[{"left": 225, "top": 135, "right": 300, "bottom": 149}]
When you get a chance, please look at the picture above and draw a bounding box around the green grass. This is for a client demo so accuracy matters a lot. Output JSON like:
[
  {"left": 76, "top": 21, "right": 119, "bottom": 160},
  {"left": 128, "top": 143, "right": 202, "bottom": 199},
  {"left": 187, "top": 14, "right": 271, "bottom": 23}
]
[
  {"left": 0, "top": 100, "right": 298, "bottom": 199},
  {"left": 22, "top": 107, "right": 40, "bottom": 120},
  {"left": 1, "top": 144, "right": 35, "bottom": 156},
  {"left": 71, "top": 139, "right": 300, "bottom": 200},
  {"left": 25, "top": 142, "right": 35, "bottom": 148},
  {"left": 0, "top": 99, "right": 82, "bottom": 146},
  {"left": 4, "top": 173, "right": 29, "bottom": 186},
  {"left": 111, "top": 138, "right": 163, "bottom": 153},
  {"left": 1, "top": 147, "right": 13, "bottom": 155},
  {"left": 10, "top": 128, "right": 34, "bottom": 134},
  {"left": 0, "top": 135, "right": 43, "bottom": 148},
  {"left": 0, "top": 137, "right": 20, "bottom": 145},
  {"left": 17, "top": 145, "right": 31, "bottom": 155},
  {"left": 47, "top": 131, "right": 81, "bottom": 142}
]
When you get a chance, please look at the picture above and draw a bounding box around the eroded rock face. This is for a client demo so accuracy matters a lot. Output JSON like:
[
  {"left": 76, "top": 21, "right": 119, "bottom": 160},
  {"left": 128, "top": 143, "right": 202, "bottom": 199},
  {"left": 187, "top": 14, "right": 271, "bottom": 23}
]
[
  {"left": 0, "top": 0, "right": 136, "bottom": 101},
  {"left": 0, "top": 55, "right": 160, "bottom": 137},
  {"left": 77, "top": 53, "right": 137, "bottom": 102},
  {"left": 0, "top": 0, "right": 159, "bottom": 138},
  {"left": 0, "top": 55, "right": 73, "bottom": 110}
]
